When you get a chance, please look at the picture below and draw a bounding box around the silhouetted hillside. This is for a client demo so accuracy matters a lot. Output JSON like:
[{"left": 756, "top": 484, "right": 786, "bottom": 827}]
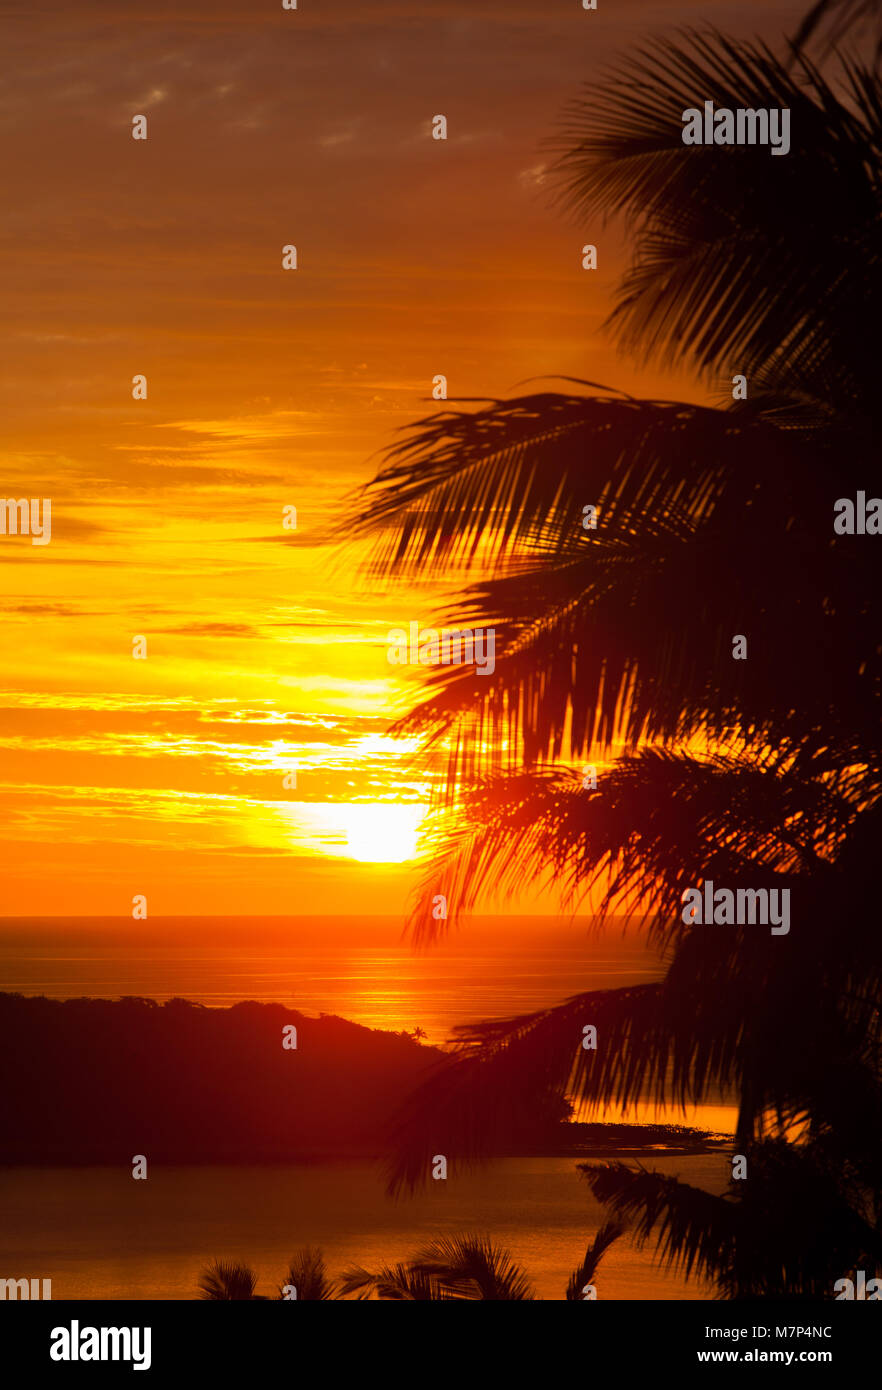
[
  {"left": 0, "top": 993, "right": 447, "bottom": 1163},
  {"left": 0, "top": 993, "right": 720, "bottom": 1164}
]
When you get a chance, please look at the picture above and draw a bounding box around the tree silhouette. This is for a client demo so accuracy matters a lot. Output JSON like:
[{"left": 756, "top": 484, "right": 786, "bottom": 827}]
[
  {"left": 565, "top": 1218, "right": 627, "bottom": 1301},
  {"left": 792, "top": 0, "right": 882, "bottom": 62},
  {"left": 406, "top": 1234, "right": 536, "bottom": 1300},
  {"left": 343, "top": 16, "right": 882, "bottom": 1296},
  {"left": 198, "top": 1233, "right": 621, "bottom": 1300},
  {"left": 339, "top": 1230, "right": 620, "bottom": 1300},
  {"left": 584, "top": 1139, "right": 882, "bottom": 1299},
  {"left": 277, "top": 1248, "right": 337, "bottom": 1301},
  {"left": 197, "top": 1260, "right": 260, "bottom": 1301}
]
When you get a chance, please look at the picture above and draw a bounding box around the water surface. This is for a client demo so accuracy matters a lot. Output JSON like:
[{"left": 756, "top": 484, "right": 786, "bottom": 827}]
[{"left": 0, "top": 1158, "right": 727, "bottom": 1301}]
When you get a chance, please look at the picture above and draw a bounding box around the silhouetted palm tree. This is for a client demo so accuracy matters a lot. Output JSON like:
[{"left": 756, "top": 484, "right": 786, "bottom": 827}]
[
  {"left": 339, "top": 1260, "right": 447, "bottom": 1301},
  {"left": 198, "top": 1250, "right": 337, "bottom": 1301},
  {"left": 197, "top": 1260, "right": 260, "bottom": 1301},
  {"left": 408, "top": 1234, "right": 536, "bottom": 1300},
  {"left": 584, "top": 1138, "right": 882, "bottom": 1299},
  {"left": 339, "top": 1229, "right": 621, "bottom": 1299},
  {"left": 565, "top": 1218, "right": 626, "bottom": 1301},
  {"left": 199, "top": 1231, "right": 620, "bottom": 1300},
  {"left": 352, "top": 41, "right": 882, "bottom": 796},
  {"left": 344, "top": 14, "right": 882, "bottom": 1297},
  {"left": 793, "top": 0, "right": 882, "bottom": 62},
  {"left": 278, "top": 1247, "right": 336, "bottom": 1301}
]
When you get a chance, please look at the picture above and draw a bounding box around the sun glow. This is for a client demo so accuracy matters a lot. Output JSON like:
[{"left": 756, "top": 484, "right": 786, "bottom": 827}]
[{"left": 338, "top": 801, "right": 427, "bottom": 863}]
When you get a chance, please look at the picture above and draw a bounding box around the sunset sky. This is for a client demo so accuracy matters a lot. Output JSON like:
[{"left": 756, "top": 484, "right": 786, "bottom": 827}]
[{"left": 0, "top": 0, "right": 804, "bottom": 916}]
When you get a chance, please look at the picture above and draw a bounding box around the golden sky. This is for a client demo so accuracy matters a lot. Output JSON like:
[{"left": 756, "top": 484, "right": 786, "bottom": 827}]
[{"left": 0, "top": 0, "right": 804, "bottom": 915}]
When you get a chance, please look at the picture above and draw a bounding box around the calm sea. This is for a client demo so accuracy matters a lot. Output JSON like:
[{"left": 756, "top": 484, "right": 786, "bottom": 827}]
[
  {"left": 0, "top": 1158, "right": 726, "bottom": 1301},
  {"left": 0, "top": 914, "right": 666, "bottom": 1042},
  {"left": 0, "top": 916, "right": 734, "bottom": 1299}
]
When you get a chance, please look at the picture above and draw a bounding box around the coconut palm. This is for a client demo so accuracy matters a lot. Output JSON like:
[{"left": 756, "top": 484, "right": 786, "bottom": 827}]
[
  {"left": 197, "top": 1260, "right": 260, "bottom": 1301},
  {"left": 565, "top": 1217, "right": 627, "bottom": 1301},
  {"left": 351, "top": 41, "right": 882, "bottom": 788},
  {"left": 792, "top": 0, "right": 882, "bottom": 62},
  {"left": 199, "top": 1231, "right": 621, "bottom": 1300},
  {"left": 343, "top": 15, "right": 882, "bottom": 1296},
  {"left": 197, "top": 1249, "right": 337, "bottom": 1301},
  {"left": 277, "top": 1247, "right": 336, "bottom": 1301},
  {"left": 338, "top": 1260, "right": 446, "bottom": 1301},
  {"left": 339, "top": 1229, "right": 621, "bottom": 1299},
  {"left": 407, "top": 1234, "right": 536, "bottom": 1300},
  {"left": 583, "top": 1138, "right": 882, "bottom": 1299}
]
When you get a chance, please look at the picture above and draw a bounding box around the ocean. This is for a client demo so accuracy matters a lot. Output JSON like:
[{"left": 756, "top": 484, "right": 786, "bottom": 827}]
[
  {"left": 0, "top": 914, "right": 667, "bottom": 1041},
  {"left": 0, "top": 915, "right": 735, "bottom": 1299},
  {"left": 0, "top": 1158, "right": 727, "bottom": 1301}
]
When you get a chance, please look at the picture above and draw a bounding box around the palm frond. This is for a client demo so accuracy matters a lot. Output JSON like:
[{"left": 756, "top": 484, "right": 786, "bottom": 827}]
[
  {"left": 408, "top": 751, "right": 873, "bottom": 942},
  {"left": 792, "top": 0, "right": 882, "bottom": 62},
  {"left": 409, "top": 1233, "right": 536, "bottom": 1300},
  {"left": 383, "top": 752, "right": 882, "bottom": 1187},
  {"left": 581, "top": 1162, "right": 736, "bottom": 1289},
  {"left": 384, "top": 982, "right": 675, "bottom": 1194},
  {"left": 196, "top": 1259, "right": 259, "bottom": 1301},
  {"left": 277, "top": 1247, "right": 336, "bottom": 1300},
  {"left": 549, "top": 33, "right": 882, "bottom": 411},
  {"left": 347, "top": 391, "right": 801, "bottom": 577},
  {"left": 583, "top": 1140, "right": 882, "bottom": 1297},
  {"left": 346, "top": 391, "right": 880, "bottom": 775},
  {"left": 338, "top": 1262, "right": 445, "bottom": 1300},
  {"left": 565, "top": 1217, "right": 627, "bottom": 1300}
]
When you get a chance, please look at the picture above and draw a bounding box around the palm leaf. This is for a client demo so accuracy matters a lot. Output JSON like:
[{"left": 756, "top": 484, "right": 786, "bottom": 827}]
[
  {"left": 792, "top": 0, "right": 882, "bottom": 62},
  {"left": 347, "top": 392, "right": 880, "bottom": 775},
  {"left": 409, "top": 1233, "right": 535, "bottom": 1300},
  {"left": 407, "top": 751, "right": 875, "bottom": 941},
  {"left": 583, "top": 1141, "right": 882, "bottom": 1296},
  {"left": 338, "top": 1261, "right": 445, "bottom": 1300},
  {"left": 347, "top": 391, "right": 800, "bottom": 576},
  {"left": 277, "top": 1247, "right": 336, "bottom": 1300},
  {"left": 565, "top": 1217, "right": 626, "bottom": 1300},
  {"left": 581, "top": 1162, "right": 736, "bottom": 1290},
  {"left": 549, "top": 33, "right": 882, "bottom": 411},
  {"left": 197, "top": 1259, "right": 259, "bottom": 1301},
  {"left": 381, "top": 753, "right": 882, "bottom": 1187}
]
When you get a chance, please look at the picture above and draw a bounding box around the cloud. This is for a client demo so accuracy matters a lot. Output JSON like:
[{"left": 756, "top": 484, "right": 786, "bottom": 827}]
[
  {"left": 101, "top": 460, "right": 285, "bottom": 489},
  {"left": 159, "top": 412, "right": 323, "bottom": 441},
  {"left": 240, "top": 532, "right": 328, "bottom": 548},
  {"left": 154, "top": 621, "right": 261, "bottom": 638},
  {"left": 0, "top": 602, "right": 109, "bottom": 618}
]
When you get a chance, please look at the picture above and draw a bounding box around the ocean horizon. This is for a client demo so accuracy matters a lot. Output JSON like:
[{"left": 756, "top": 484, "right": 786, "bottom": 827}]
[
  {"left": 0, "top": 915, "right": 734, "bottom": 1300},
  {"left": 0, "top": 914, "right": 737, "bottom": 1136},
  {"left": 0, "top": 914, "right": 665, "bottom": 1041}
]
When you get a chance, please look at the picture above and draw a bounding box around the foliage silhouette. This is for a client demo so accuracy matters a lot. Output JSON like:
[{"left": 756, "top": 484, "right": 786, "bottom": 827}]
[
  {"left": 198, "top": 1231, "right": 621, "bottom": 1300},
  {"left": 343, "top": 12, "right": 882, "bottom": 1297}
]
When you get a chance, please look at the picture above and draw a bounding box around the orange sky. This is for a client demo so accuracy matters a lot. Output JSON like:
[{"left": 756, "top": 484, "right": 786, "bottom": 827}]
[{"left": 0, "top": 0, "right": 804, "bottom": 915}]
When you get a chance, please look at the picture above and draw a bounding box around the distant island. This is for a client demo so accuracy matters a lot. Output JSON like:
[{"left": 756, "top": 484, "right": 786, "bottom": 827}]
[{"left": 0, "top": 993, "right": 721, "bottom": 1164}]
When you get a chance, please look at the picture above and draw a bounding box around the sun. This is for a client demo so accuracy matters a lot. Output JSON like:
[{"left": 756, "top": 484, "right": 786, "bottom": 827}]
[
  {"left": 260, "top": 799, "right": 430, "bottom": 863},
  {"left": 338, "top": 802, "right": 427, "bottom": 863}
]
